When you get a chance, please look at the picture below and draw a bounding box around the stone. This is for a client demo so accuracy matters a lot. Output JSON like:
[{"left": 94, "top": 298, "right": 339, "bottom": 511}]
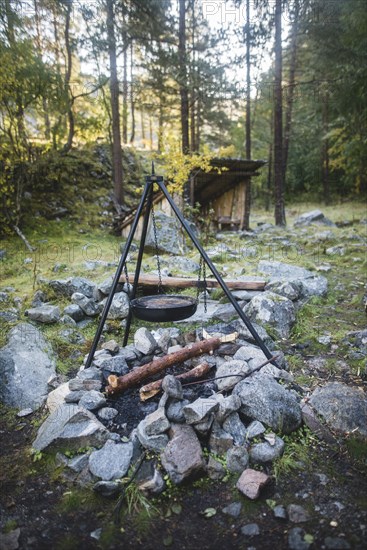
[
  {"left": 233, "top": 345, "right": 269, "bottom": 371},
  {"left": 101, "top": 291, "right": 129, "bottom": 320},
  {"left": 209, "top": 423, "right": 233, "bottom": 454},
  {"left": 68, "top": 277, "right": 96, "bottom": 298},
  {"left": 17, "top": 408, "right": 33, "bottom": 417},
  {"left": 250, "top": 436, "right": 285, "bottom": 463},
  {"left": 144, "top": 408, "right": 170, "bottom": 436},
  {"left": 31, "top": 290, "right": 46, "bottom": 307},
  {"left": 222, "top": 502, "right": 242, "bottom": 518},
  {"left": 26, "top": 304, "right": 60, "bottom": 323},
  {"left": 48, "top": 278, "right": 70, "bottom": 296},
  {"left": 324, "top": 537, "right": 351, "bottom": 549},
  {"left": 0, "top": 309, "right": 19, "bottom": 322},
  {"left": 309, "top": 382, "right": 367, "bottom": 438},
  {"left": 96, "top": 276, "right": 124, "bottom": 298},
  {"left": 102, "top": 340, "right": 119, "bottom": 354},
  {"left": 136, "top": 418, "right": 169, "bottom": 452},
  {"left": 294, "top": 209, "right": 334, "bottom": 227},
  {"left": 258, "top": 260, "right": 313, "bottom": 280},
  {"left": 60, "top": 315, "right": 76, "bottom": 326},
  {"left": 162, "top": 375, "right": 183, "bottom": 400},
  {"left": 192, "top": 413, "right": 215, "bottom": 435},
  {"left": 93, "top": 481, "right": 121, "bottom": 497},
  {"left": 32, "top": 404, "right": 110, "bottom": 451},
  {"left": 215, "top": 360, "right": 250, "bottom": 391},
  {"left": 161, "top": 424, "right": 205, "bottom": 484},
  {"left": 257, "top": 261, "right": 328, "bottom": 299},
  {"left": 264, "top": 280, "right": 301, "bottom": 301},
  {"left": 236, "top": 468, "right": 270, "bottom": 499},
  {"left": 170, "top": 257, "right": 200, "bottom": 273},
  {"left": 98, "top": 407, "right": 118, "bottom": 421},
  {"left": 273, "top": 504, "right": 288, "bottom": 519},
  {"left": 77, "top": 367, "right": 103, "bottom": 382},
  {"left": 145, "top": 210, "right": 184, "bottom": 255},
  {"left": 68, "top": 453, "right": 89, "bottom": 473},
  {"left": 72, "top": 292, "right": 101, "bottom": 316},
  {"left": 216, "top": 394, "right": 242, "bottom": 424},
  {"left": 0, "top": 323, "right": 56, "bottom": 410},
  {"left": 0, "top": 528, "right": 20, "bottom": 550},
  {"left": 69, "top": 378, "right": 102, "bottom": 391},
  {"left": 93, "top": 355, "right": 128, "bottom": 375},
  {"left": 47, "top": 382, "right": 70, "bottom": 413},
  {"left": 226, "top": 446, "right": 249, "bottom": 473},
  {"left": 89, "top": 439, "right": 133, "bottom": 481},
  {"left": 241, "top": 523, "right": 260, "bottom": 536},
  {"left": 244, "top": 291, "right": 296, "bottom": 339},
  {"left": 326, "top": 245, "right": 346, "bottom": 256},
  {"left": 135, "top": 460, "right": 165, "bottom": 495},
  {"left": 246, "top": 420, "right": 266, "bottom": 439},
  {"left": 288, "top": 528, "right": 312, "bottom": 550},
  {"left": 287, "top": 504, "right": 310, "bottom": 523},
  {"left": 63, "top": 304, "right": 84, "bottom": 322},
  {"left": 213, "top": 301, "right": 247, "bottom": 322},
  {"left": 233, "top": 376, "right": 302, "bottom": 434},
  {"left": 300, "top": 402, "right": 336, "bottom": 444},
  {"left": 79, "top": 390, "right": 107, "bottom": 411},
  {"left": 231, "top": 290, "right": 255, "bottom": 301},
  {"left": 183, "top": 397, "right": 219, "bottom": 424},
  {"left": 207, "top": 455, "right": 226, "bottom": 480},
  {"left": 166, "top": 399, "right": 189, "bottom": 423},
  {"left": 222, "top": 413, "right": 247, "bottom": 446},
  {"left": 134, "top": 327, "right": 157, "bottom": 355}
]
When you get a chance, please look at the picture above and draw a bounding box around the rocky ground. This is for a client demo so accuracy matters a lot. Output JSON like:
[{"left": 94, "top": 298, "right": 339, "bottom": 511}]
[{"left": 0, "top": 206, "right": 366, "bottom": 550}]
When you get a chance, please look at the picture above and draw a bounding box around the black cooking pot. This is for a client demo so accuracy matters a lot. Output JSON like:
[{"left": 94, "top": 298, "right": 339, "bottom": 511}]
[{"left": 130, "top": 294, "right": 198, "bottom": 322}]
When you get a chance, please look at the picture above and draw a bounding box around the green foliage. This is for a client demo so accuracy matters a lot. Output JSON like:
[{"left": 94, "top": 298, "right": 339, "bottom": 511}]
[{"left": 273, "top": 426, "right": 316, "bottom": 480}]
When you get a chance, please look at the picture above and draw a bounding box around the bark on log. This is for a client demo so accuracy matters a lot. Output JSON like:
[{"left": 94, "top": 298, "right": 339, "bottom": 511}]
[
  {"left": 106, "top": 335, "right": 235, "bottom": 395},
  {"left": 139, "top": 361, "right": 211, "bottom": 401},
  {"left": 119, "top": 273, "right": 266, "bottom": 290}
]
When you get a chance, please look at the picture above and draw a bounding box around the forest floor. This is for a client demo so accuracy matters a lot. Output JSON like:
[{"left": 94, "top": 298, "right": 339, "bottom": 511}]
[{"left": 0, "top": 201, "right": 366, "bottom": 550}]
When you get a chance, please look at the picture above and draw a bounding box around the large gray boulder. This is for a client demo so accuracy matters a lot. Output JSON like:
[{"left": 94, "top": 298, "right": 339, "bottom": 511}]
[
  {"left": 88, "top": 440, "right": 133, "bottom": 481},
  {"left": 26, "top": 305, "right": 60, "bottom": 324},
  {"left": 309, "top": 382, "right": 367, "bottom": 439},
  {"left": 32, "top": 404, "right": 110, "bottom": 451},
  {"left": 161, "top": 424, "right": 205, "bottom": 484},
  {"left": 294, "top": 209, "right": 335, "bottom": 227},
  {"left": 0, "top": 323, "right": 56, "bottom": 410},
  {"left": 257, "top": 261, "right": 328, "bottom": 299},
  {"left": 244, "top": 291, "right": 296, "bottom": 338},
  {"left": 145, "top": 211, "right": 184, "bottom": 255},
  {"left": 233, "top": 376, "right": 302, "bottom": 434}
]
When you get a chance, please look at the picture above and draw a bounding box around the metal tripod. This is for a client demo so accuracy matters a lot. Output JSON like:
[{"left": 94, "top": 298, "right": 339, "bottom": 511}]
[{"left": 84, "top": 171, "right": 276, "bottom": 369}]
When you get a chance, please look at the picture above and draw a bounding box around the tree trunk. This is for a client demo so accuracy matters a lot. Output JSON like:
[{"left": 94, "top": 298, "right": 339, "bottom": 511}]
[
  {"left": 322, "top": 91, "right": 330, "bottom": 205},
  {"left": 106, "top": 0, "right": 123, "bottom": 205},
  {"left": 34, "top": 0, "right": 51, "bottom": 141},
  {"left": 119, "top": 272, "right": 266, "bottom": 290},
  {"left": 273, "top": 0, "right": 286, "bottom": 226},
  {"left": 282, "top": 0, "right": 299, "bottom": 183},
  {"left": 122, "top": 16, "right": 128, "bottom": 145},
  {"left": 140, "top": 108, "right": 146, "bottom": 146},
  {"left": 242, "top": 0, "right": 252, "bottom": 231},
  {"left": 63, "top": 1, "right": 74, "bottom": 153},
  {"left": 179, "top": 0, "right": 189, "bottom": 153},
  {"left": 158, "top": 100, "right": 164, "bottom": 153},
  {"left": 130, "top": 41, "right": 135, "bottom": 143},
  {"left": 139, "top": 362, "right": 210, "bottom": 401}
]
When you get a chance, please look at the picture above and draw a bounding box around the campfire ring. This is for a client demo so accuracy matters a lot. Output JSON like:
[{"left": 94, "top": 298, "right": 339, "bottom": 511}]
[{"left": 130, "top": 294, "right": 198, "bottom": 322}]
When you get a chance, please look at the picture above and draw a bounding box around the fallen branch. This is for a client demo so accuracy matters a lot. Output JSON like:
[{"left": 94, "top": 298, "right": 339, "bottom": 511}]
[
  {"left": 119, "top": 273, "right": 266, "bottom": 290},
  {"left": 139, "top": 361, "right": 211, "bottom": 401},
  {"left": 106, "top": 334, "right": 237, "bottom": 395},
  {"left": 12, "top": 225, "right": 35, "bottom": 252}
]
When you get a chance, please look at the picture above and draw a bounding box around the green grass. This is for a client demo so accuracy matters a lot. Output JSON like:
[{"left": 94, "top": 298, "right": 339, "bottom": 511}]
[{"left": 273, "top": 426, "right": 317, "bottom": 480}]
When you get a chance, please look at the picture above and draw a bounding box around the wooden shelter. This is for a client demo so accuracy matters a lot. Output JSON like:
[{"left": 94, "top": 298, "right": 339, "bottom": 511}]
[{"left": 121, "top": 158, "right": 265, "bottom": 238}]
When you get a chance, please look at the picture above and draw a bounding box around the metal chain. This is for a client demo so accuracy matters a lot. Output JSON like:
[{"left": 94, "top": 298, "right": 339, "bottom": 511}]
[{"left": 151, "top": 204, "right": 163, "bottom": 294}]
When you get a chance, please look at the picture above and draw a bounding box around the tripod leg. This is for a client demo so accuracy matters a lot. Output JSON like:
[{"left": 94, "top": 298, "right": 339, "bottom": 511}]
[
  {"left": 158, "top": 181, "right": 277, "bottom": 366},
  {"left": 122, "top": 184, "right": 154, "bottom": 346},
  {"left": 84, "top": 181, "right": 151, "bottom": 368}
]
